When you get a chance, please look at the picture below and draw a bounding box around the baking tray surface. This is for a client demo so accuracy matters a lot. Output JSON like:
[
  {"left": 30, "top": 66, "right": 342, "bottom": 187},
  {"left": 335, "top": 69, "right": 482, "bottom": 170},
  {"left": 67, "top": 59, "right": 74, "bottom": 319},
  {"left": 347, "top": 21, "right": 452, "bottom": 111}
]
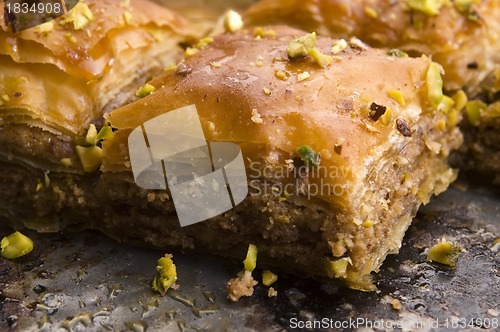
[{"left": 1, "top": 187, "right": 499, "bottom": 331}]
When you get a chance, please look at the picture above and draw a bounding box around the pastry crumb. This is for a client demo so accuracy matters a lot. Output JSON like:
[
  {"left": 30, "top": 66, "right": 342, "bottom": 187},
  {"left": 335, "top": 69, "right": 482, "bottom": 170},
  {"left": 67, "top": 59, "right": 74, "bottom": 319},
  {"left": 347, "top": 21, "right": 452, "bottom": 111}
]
[
  {"left": 251, "top": 109, "right": 264, "bottom": 124},
  {"left": 227, "top": 270, "right": 258, "bottom": 302},
  {"left": 268, "top": 287, "right": 278, "bottom": 298}
]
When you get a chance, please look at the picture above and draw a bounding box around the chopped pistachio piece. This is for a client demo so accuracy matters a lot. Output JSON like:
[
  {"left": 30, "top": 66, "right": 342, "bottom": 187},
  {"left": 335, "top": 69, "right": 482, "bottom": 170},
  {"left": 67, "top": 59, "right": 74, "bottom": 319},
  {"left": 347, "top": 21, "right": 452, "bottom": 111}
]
[
  {"left": 364, "top": 7, "right": 378, "bottom": 18},
  {"left": 60, "top": 2, "right": 94, "bottom": 30},
  {"left": 331, "top": 39, "right": 348, "bottom": 55},
  {"left": 437, "top": 95, "right": 455, "bottom": 114},
  {"left": 262, "top": 270, "right": 278, "bottom": 286},
  {"left": 1, "top": 231, "right": 34, "bottom": 259},
  {"left": 96, "top": 126, "right": 114, "bottom": 142},
  {"left": 447, "top": 108, "right": 461, "bottom": 128},
  {"left": 408, "top": 0, "right": 444, "bottom": 16},
  {"left": 309, "top": 48, "right": 333, "bottom": 67},
  {"left": 427, "top": 240, "right": 459, "bottom": 267},
  {"left": 426, "top": 62, "right": 444, "bottom": 108},
  {"left": 165, "top": 63, "right": 177, "bottom": 72},
  {"left": 123, "top": 11, "right": 133, "bottom": 25},
  {"left": 465, "top": 100, "right": 487, "bottom": 126},
  {"left": 388, "top": 90, "right": 406, "bottom": 106},
  {"left": 1, "top": 94, "right": 10, "bottom": 102},
  {"left": 253, "top": 27, "right": 276, "bottom": 38},
  {"left": 85, "top": 124, "right": 98, "bottom": 146},
  {"left": 274, "top": 70, "right": 289, "bottom": 81},
  {"left": 297, "top": 72, "right": 310, "bottom": 82},
  {"left": 223, "top": 10, "right": 243, "bottom": 33},
  {"left": 452, "top": 90, "right": 468, "bottom": 112},
  {"left": 37, "top": 21, "right": 54, "bottom": 33},
  {"left": 380, "top": 107, "right": 392, "bottom": 125},
  {"left": 297, "top": 145, "right": 320, "bottom": 167},
  {"left": 287, "top": 32, "right": 317, "bottom": 59},
  {"left": 362, "top": 220, "right": 374, "bottom": 228},
  {"left": 437, "top": 119, "right": 446, "bottom": 131},
  {"left": 184, "top": 47, "right": 199, "bottom": 57},
  {"left": 324, "top": 258, "right": 351, "bottom": 278},
  {"left": 196, "top": 37, "right": 214, "bottom": 49},
  {"left": 136, "top": 84, "right": 155, "bottom": 98},
  {"left": 152, "top": 254, "right": 177, "bottom": 296},
  {"left": 243, "top": 244, "right": 258, "bottom": 272},
  {"left": 387, "top": 49, "right": 408, "bottom": 58},
  {"left": 61, "top": 158, "right": 73, "bottom": 168},
  {"left": 76, "top": 146, "right": 103, "bottom": 172}
]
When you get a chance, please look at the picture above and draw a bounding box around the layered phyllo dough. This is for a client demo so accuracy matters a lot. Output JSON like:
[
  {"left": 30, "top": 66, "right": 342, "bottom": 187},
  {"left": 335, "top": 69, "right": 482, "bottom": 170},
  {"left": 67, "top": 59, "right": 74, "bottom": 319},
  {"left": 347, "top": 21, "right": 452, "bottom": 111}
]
[{"left": 0, "top": 0, "right": 193, "bottom": 171}]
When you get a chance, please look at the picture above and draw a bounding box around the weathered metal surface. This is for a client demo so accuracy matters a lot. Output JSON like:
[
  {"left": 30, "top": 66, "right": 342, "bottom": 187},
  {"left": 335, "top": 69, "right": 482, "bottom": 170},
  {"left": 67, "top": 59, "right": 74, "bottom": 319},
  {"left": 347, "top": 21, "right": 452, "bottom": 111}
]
[{"left": 1, "top": 187, "right": 498, "bottom": 331}]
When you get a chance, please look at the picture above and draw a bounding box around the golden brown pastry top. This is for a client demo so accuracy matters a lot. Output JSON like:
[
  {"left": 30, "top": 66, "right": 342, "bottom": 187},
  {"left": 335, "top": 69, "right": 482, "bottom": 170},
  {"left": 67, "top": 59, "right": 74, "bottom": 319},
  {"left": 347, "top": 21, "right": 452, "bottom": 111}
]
[
  {"left": 0, "top": 0, "right": 192, "bottom": 79},
  {"left": 104, "top": 25, "right": 457, "bottom": 208},
  {"left": 244, "top": 0, "right": 500, "bottom": 94}
]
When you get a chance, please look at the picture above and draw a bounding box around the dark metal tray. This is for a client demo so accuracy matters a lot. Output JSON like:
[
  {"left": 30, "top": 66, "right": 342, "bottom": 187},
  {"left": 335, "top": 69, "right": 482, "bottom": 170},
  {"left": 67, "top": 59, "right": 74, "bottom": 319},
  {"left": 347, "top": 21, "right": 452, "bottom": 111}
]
[{"left": 1, "top": 186, "right": 499, "bottom": 331}]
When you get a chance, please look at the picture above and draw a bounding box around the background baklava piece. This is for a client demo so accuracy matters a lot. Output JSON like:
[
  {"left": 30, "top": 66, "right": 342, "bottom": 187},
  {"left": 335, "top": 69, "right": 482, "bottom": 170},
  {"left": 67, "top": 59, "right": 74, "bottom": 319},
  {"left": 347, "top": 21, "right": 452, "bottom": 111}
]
[
  {"left": 0, "top": 0, "right": 193, "bottom": 172},
  {"left": 244, "top": 0, "right": 500, "bottom": 96}
]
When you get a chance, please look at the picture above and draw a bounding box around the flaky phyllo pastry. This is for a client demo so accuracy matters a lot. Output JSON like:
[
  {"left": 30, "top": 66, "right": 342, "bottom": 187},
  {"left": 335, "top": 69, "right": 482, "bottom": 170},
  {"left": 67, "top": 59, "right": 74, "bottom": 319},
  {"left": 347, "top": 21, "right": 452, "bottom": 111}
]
[
  {"left": 98, "top": 26, "right": 462, "bottom": 289},
  {"left": 0, "top": 4, "right": 462, "bottom": 288},
  {"left": 0, "top": 0, "right": 192, "bottom": 172},
  {"left": 244, "top": 0, "right": 500, "bottom": 95}
]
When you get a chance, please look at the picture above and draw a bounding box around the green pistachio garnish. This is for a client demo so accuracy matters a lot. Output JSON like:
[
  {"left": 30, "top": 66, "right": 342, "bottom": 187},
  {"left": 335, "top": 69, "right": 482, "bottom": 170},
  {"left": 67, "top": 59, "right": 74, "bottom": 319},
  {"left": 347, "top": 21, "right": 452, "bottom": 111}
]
[
  {"left": 243, "top": 244, "right": 258, "bottom": 272},
  {"left": 465, "top": 100, "right": 487, "bottom": 126},
  {"left": 136, "top": 84, "right": 155, "bottom": 98},
  {"left": 388, "top": 90, "right": 406, "bottom": 106},
  {"left": 437, "top": 95, "right": 455, "bottom": 114},
  {"left": 308, "top": 48, "right": 333, "bottom": 67},
  {"left": 152, "top": 254, "right": 177, "bottom": 296},
  {"left": 96, "top": 125, "right": 114, "bottom": 142},
  {"left": 452, "top": 90, "right": 468, "bottom": 112},
  {"left": 76, "top": 146, "right": 103, "bottom": 172},
  {"left": 287, "top": 32, "right": 317, "bottom": 59},
  {"left": 60, "top": 2, "right": 94, "bottom": 30},
  {"left": 85, "top": 124, "right": 98, "bottom": 146},
  {"left": 1, "top": 231, "right": 34, "bottom": 259},
  {"left": 324, "top": 258, "right": 351, "bottom": 278},
  {"left": 223, "top": 10, "right": 243, "bottom": 33},
  {"left": 123, "top": 11, "right": 133, "bottom": 25},
  {"left": 253, "top": 27, "right": 276, "bottom": 38},
  {"left": 408, "top": 0, "right": 444, "bottom": 16},
  {"left": 426, "top": 62, "right": 444, "bottom": 108},
  {"left": 427, "top": 240, "right": 459, "bottom": 267},
  {"left": 75, "top": 125, "right": 113, "bottom": 172},
  {"left": 297, "top": 145, "right": 320, "bottom": 167},
  {"left": 387, "top": 49, "right": 408, "bottom": 57},
  {"left": 262, "top": 270, "right": 278, "bottom": 286}
]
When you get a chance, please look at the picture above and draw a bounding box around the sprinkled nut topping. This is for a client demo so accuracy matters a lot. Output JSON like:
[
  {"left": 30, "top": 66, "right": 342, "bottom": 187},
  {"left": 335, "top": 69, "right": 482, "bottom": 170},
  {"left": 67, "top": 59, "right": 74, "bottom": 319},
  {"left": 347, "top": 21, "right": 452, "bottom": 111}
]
[
  {"left": 369, "top": 103, "right": 387, "bottom": 121},
  {"left": 396, "top": 119, "right": 412, "bottom": 137},
  {"left": 224, "top": 10, "right": 244, "bottom": 33},
  {"left": 287, "top": 32, "right": 316, "bottom": 59}
]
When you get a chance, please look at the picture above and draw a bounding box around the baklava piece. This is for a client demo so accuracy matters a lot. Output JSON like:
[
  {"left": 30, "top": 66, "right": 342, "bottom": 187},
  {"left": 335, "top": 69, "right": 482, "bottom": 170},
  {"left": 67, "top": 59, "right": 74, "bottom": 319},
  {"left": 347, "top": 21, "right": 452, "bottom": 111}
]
[
  {"left": 244, "top": 0, "right": 500, "bottom": 95},
  {"left": 99, "top": 26, "right": 462, "bottom": 289},
  {"left": 0, "top": 0, "right": 192, "bottom": 172}
]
